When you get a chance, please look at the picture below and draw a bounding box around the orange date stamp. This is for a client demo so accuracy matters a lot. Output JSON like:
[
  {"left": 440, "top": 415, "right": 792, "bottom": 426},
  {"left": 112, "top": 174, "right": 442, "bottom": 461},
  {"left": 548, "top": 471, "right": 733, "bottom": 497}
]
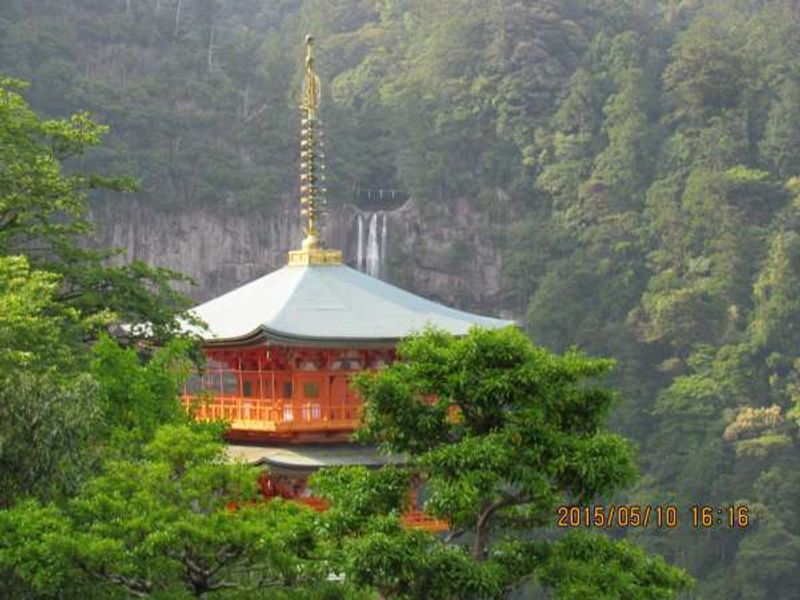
[{"left": 556, "top": 504, "right": 750, "bottom": 529}]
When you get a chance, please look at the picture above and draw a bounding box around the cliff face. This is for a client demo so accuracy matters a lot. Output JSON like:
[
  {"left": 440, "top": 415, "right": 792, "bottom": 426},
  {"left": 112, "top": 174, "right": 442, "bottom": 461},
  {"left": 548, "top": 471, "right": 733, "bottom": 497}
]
[
  {"left": 382, "top": 195, "right": 510, "bottom": 315},
  {"left": 89, "top": 193, "right": 514, "bottom": 318}
]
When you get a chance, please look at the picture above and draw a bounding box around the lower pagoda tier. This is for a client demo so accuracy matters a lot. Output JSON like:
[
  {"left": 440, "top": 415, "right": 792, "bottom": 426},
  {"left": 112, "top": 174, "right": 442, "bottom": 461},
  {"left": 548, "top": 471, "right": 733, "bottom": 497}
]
[
  {"left": 226, "top": 443, "right": 448, "bottom": 532},
  {"left": 183, "top": 345, "right": 394, "bottom": 441},
  {"left": 181, "top": 342, "right": 452, "bottom": 532}
]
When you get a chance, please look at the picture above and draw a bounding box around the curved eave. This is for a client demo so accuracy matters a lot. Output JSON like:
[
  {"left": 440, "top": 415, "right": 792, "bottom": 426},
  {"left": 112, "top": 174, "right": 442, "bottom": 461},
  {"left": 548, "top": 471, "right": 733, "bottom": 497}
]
[
  {"left": 200, "top": 321, "right": 517, "bottom": 349},
  {"left": 226, "top": 443, "right": 408, "bottom": 471},
  {"left": 200, "top": 325, "right": 401, "bottom": 348}
]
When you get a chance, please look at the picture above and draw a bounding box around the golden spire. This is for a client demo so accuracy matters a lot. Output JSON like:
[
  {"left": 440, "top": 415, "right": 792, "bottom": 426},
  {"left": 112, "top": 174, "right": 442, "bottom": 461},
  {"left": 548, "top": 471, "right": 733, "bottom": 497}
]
[{"left": 288, "top": 34, "right": 342, "bottom": 267}]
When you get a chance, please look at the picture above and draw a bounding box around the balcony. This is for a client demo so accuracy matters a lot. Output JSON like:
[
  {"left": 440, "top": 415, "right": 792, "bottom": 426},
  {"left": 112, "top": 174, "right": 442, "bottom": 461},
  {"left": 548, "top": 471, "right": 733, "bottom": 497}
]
[
  {"left": 295, "top": 498, "right": 448, "bottom": 532},
  {"left": 182, "top": 395, "right": 362, "bottom": 433},
  {"left": 182, "top": 367, "right": 363, "bottom": 434}
]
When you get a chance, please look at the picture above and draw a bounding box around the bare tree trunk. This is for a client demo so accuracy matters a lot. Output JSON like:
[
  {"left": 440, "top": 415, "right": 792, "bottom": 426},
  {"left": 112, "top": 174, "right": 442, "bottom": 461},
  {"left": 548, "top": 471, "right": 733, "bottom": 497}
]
[
  {"left": 472, "top": 501, "right": 493, "bottom": 561},
  {"left": 242, "top": 85, "right": 250, "bottom": 121},
  {"left": 173, "top": 0, "right": 182, "bottom": 39},
  {"left": 472, "top": 496, "right": 519, "bottom": 561},
  {"left": 473, "top": 522, "right": 492, "bottom": 561},
  {"left": 207, "top": 25, "right": 215, "bottom": 73}
]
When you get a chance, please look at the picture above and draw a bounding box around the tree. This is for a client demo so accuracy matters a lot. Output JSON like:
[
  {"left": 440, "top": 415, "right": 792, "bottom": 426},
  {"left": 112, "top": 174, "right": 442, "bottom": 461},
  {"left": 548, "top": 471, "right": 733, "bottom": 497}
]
[
  {"left": 311, "top": 327, "right": 691, "bottom": 598},
  {"left": 0, "top": 255, "right": 97, "bottom": 375},
  {"left": 0, "top": 371, "right": 100, "bottom": 508},
  {"left": 0, "top": 255, "right": 197, "bottom": 507},
  {"left": 88, "top": 333, "right": 195, "bottom": 448},
  {"left": 0, "top": 77, "right": 194, "bottom": 342},
  {"left": 663, "top": 15, "right": 746, "bottom": 122},
  {"left": 0, "top": 425, "right": 349, "bottom": 599},
  {"left": 0, "top": 255, "right": 102, "bottom": 507},
  {"left": 760, "top": 77, "right": 800, "bottom": 179},
  {"left": 751, "top": 224, "right": 800, "bottom": 354},
  {"left": 7, "top": 2, "right": 800, "bottom": 595}
]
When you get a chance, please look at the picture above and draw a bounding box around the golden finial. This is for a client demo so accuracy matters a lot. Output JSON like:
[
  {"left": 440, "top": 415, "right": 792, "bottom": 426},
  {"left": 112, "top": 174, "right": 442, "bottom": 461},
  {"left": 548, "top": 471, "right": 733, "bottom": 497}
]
[
  {"left": 288, "top": 34, "right": 342, "bottom": 267},
  {"left": 302, "top": 34, "right": 321, "bottom": 121}
]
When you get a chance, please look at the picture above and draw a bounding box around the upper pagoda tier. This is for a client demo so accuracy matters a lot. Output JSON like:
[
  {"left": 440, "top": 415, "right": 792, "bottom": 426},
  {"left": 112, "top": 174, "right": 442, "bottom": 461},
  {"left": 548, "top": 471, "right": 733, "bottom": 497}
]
[
  {"left": 189, "top": 263, "right": 513, "bottom": 346},
  {"left": 186, "top": 35, "right": 513, "bottom": 347}
]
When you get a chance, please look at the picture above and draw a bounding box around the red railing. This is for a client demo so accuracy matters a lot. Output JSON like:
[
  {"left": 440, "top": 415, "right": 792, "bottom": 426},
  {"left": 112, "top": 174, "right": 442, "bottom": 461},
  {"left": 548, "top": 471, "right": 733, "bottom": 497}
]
[
  {"left": 233, "top": 496, "right": 448, "bottom": 532},
  {"left": 182, "top": 368, "right": 362, "bottom": 433},
  {"left": 290, "top": 497, "right": 448, "bottom": 532},
  {"left": 294, "top": 496, "right": 329, "bottom": 512},
  {"left": 182, "top": 395, "right": 362, "bottom": 433},
  {"left": 401, "top": 509, "right": 449, "bottom": 532}
]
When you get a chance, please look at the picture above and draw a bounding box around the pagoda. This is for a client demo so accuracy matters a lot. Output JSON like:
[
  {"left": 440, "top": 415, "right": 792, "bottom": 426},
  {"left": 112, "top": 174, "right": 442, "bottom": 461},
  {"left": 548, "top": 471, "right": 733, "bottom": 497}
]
[{"left": 182, "top": 36, "right": 513, "bottom": 526}]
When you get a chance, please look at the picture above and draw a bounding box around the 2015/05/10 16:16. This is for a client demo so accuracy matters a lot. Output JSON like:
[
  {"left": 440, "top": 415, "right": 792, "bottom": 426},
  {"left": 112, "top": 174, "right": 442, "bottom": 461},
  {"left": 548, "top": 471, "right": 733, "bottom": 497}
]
[
  {"left": 556, "top": 504, "right": 750, "bottom": 529},
  {"left": 690, "top": 504, "right": 750, "bottom": 528}
]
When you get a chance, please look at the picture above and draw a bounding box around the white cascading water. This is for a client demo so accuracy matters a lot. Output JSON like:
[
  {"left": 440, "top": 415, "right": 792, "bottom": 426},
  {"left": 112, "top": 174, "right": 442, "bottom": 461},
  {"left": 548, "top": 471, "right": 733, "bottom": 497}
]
[
  {"left": 380, "top": 212, "right": 387, "bottom": 277},
  {"left": 365, "top": 212, "right": 380, "bottom": 277},
  {"left": 356, "top": 213, "right": 364, "bottom": 271},
  {"left": 355, "top": 210, "right": 387, "bottom": 277}
]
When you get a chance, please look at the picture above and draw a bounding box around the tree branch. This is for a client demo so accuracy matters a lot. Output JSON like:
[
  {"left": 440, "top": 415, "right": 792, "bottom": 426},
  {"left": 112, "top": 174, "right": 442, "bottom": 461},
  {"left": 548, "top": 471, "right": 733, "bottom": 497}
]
[
  {"left": 473, "top": 492, "right": 531, "bottom": 560},
  {"left": 444, "top": 528, "right": 466, "bottom": 544},
  {"left": 97, "top": 570, "right": 153, "bottom": 598}
]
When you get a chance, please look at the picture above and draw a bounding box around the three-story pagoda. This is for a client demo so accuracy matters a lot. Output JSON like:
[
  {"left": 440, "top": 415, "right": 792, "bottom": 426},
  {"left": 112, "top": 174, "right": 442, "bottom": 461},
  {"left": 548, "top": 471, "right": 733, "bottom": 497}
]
[{"left": 182, "top": 36, "right": 513, "bottom": 525}]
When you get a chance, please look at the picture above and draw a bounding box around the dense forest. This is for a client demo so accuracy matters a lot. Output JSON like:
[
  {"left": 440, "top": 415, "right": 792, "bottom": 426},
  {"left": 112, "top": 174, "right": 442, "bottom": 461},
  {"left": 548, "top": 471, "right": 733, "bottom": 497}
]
[{"left": 2, "top": 0, "right": 800, "bottom": 598}]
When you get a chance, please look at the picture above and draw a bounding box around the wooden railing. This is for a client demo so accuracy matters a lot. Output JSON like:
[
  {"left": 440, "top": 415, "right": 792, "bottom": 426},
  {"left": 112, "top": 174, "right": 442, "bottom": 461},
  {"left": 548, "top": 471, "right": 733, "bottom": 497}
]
[
  {"left": 292, "top": 497, "right": 448, "bottom": 532},
  {"left": 401, "top": 509, "right": 449, "bottom": 532},
  {"left": 182, "top": 366, "right": 363, "bottom": 434},
  {"left": 182, "top": 395, "right": 362, "bottom": 433},
  {"left": 294, "top": 496, "right": 328, "bottom": 511},
  {"left": 258, "top": 477, "right": 448, "bottom": 532}
]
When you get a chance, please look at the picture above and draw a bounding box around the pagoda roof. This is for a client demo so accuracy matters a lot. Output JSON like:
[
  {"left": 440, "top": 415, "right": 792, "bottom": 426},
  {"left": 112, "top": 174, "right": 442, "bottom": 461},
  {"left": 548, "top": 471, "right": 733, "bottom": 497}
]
[
  {"left": 226, "top": 443, "right": 406, "bottom": 472},
  {"left": 188, "top": 264, "right": 513, "bottom": 346}
]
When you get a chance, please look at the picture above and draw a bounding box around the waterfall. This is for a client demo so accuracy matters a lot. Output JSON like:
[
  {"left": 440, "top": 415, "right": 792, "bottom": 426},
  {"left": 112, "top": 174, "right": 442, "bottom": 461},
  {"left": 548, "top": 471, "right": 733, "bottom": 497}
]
[
  {"left": 380, "top": 212, "right": 387, "bottom": 277},
  {"left": 355, "top": 210, "right": 388, "bottom": 278},
  {"left": 365, "top": 213, "right": 380, "bottom": 277},
  {"left": 356, "top": 213, "right": 364, "bottom": 270}
]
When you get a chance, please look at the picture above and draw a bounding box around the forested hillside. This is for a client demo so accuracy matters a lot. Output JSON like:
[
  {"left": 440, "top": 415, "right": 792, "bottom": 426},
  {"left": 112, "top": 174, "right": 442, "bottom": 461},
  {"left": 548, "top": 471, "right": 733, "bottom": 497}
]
[{"left": 3, "top": 0, "right": 800, "bottom": 597}]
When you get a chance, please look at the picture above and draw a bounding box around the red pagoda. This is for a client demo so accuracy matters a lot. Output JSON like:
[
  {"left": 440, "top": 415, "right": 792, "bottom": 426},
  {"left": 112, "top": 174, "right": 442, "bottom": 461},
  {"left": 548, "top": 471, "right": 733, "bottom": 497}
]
[{"left": 181, "top": 36, "right": 513, "bottom": 529}]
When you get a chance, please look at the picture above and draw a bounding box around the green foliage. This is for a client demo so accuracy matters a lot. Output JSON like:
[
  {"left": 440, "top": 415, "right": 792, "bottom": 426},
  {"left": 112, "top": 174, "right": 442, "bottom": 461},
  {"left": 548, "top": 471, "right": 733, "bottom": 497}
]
[
  {"left": 0, "top": 0, "right": 616, "bottom": 208},
  {"left": 340, "top": 527, "right": 506, "bottom": 600},
  {"left": 4, "top": 1, "right": 800, "bottom": 597},
  {"left": 535, "top": 531, "right": 694, "bottom": 600},
  {"left": 761, "top": 78, "right": 800, "bottom": 177},
  {"left": 0, "top": 72, "right": 206, "bottom": 519},
  {"left": 0, "top": 255, "right": 98, "bottom": 506},
  {"left": 310, "top": 465, "right": 410, "bottom": 535},
  {"left": 325, "top": 327, "right": 688, "bottom": 598},
  {"left": 314, "top": 464, "right": 528, "bottom": 599},
  {"left": 0, "top": 76, "right": 194, "bottom": 342},
  {"left": 89, "top": 334, "right": 194, "bottom": 446},
  {"left": 0, "top": 76, "right": 112, "bottom": 252},
  {"left": 0, "top": 372, "right": 100, "bottom": 507},
  {"left": 751, "top": 227, "right": 800, "bottom": 352},
  {"left": 663, "top": 15, "right": 747, "bottom": 121},
  {"left": 0, "top": 208, "right": 197, "bottom": 513},
  {"left": 0, "top": 255, "right": 93, "bottom": 374},
  {"left": 0, "top": 425, "right": 334, "bottom": 599}
]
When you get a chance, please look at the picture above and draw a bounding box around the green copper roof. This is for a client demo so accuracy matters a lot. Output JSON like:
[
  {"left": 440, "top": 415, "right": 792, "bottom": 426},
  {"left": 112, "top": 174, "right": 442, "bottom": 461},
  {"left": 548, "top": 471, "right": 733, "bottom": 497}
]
[
  {"left": 226, "top": 443, "right": 405, "bottom": 471},
  {"left": 188, "top": 264, "right": 513, "bottom": 345}
]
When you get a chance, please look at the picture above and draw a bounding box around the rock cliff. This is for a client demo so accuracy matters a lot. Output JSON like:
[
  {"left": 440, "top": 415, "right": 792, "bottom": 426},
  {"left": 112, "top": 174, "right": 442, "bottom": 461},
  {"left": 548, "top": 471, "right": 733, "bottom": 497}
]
[{"left": 89, "top": 193, "right": 515, "bottom": 319}]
